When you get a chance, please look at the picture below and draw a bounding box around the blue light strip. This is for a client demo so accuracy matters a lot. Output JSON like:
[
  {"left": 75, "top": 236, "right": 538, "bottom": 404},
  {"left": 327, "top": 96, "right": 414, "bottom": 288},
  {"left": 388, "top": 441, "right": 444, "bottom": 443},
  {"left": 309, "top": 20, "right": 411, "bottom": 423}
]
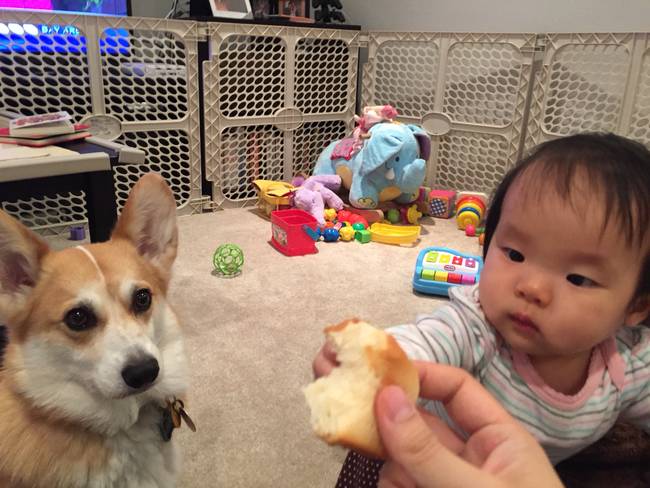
[{"left": 0, "top": 22, "right": 80, "bottom": 37}]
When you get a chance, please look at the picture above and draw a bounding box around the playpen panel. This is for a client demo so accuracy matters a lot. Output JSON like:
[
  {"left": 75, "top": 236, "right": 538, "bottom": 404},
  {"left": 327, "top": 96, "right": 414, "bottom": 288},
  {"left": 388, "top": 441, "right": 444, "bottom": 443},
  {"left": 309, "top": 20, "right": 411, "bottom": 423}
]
[
  {"left": 436, "top": 131, "right": 510, "bottom": 194},
  {"left": 218, "top": 124, "right": 285, "bottom": 203},
  {"left": 292, "top": 120, "right": 348, "bottom": 177},
  {"left": 216, "top": 34, "right": 286, "bottom": 119},
  {"left": 0, "top": 17, "right": 92, "bottom": 233},
  {"left": 525, "top": 33, "right": 650, "bottom": 153},
  {"left": 442, "top": 41, "right": 523, "bottom": 127},
  {"left": 541, "top": 43, "right": 628, "bottom": 135},
  {"left": 1, "top": 191, "right": 87, "bottom": 237},
  {"left": 629, "top": 46, "right": 650, "bottom": 147},
  {"left": 100, "top": 28, "right": 190, "bottom": 123},
  {"left": 114, "top": 129, "right": 192, "bottom": 210},
  {"left": 6, "top": 10, "right": 649, "bottom": 228},
  {"left": 0, "top": 22, "right": 93, "bottom": 122},
  {"left": 0, "top": 11, "right": 203, "bottom": 236},
  {"left": 363, "top": 32, "right": 536, "bottom": 196},
  {"left": 203, "top": 23, "right": 359, "bottom": 209},
  {"left": 92, "top": 16, "right": 203, "bottom": 214},
  {"left": 294, "top": 37, "right": 350, "bottom": 115},
  {"left": 371, "top": 40, "right": 440, "bottom": 119}
]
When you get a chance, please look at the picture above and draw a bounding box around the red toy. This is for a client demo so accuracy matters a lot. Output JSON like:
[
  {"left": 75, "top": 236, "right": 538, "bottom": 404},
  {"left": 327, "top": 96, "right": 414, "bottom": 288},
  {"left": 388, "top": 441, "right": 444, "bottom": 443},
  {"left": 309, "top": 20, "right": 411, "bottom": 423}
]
[{"left": 270, "top": 209, "right": 319, "bottom": 256}]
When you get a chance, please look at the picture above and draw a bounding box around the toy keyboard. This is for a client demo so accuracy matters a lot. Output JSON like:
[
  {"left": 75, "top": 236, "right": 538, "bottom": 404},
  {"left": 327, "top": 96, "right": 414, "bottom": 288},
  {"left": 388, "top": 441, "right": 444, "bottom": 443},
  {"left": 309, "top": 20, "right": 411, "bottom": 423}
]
[{"left": 412, "top": 247, "right": 483, "bottom": 296}]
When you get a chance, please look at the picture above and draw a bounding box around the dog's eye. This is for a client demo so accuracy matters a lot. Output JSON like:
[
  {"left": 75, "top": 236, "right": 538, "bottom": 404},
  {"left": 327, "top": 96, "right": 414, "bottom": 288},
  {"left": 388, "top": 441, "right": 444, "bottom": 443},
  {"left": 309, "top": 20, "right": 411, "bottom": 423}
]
[
  {"left": 64, "top": 307, "right": 97, "bottom": 332},
  {"left": 133, "top": 288, "right": 152, "bottom": 313}
]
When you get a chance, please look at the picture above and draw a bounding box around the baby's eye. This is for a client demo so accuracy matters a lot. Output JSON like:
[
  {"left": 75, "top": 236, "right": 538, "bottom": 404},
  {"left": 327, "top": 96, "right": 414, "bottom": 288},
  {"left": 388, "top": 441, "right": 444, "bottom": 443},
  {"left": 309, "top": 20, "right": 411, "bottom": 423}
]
[
  {"left": 505, "top": 248, "right": 525, "bottom": 262},
  {"left": 566, "top": 274, "right": 597, "bottom": 287}
]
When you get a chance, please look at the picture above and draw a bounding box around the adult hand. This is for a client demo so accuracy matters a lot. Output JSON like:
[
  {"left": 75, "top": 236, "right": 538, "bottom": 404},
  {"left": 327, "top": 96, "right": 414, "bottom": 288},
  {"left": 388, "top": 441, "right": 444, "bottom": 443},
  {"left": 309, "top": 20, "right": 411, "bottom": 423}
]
[{"left": 375, "top": 362, "right": 563, "bottom": 488}]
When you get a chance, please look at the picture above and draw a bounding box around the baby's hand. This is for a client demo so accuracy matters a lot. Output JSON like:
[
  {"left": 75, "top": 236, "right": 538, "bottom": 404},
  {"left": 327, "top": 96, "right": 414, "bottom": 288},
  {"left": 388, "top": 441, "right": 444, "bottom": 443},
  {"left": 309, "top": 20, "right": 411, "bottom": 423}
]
[{"left": 312, "top": 340, "right": 340, "bottom": 379}]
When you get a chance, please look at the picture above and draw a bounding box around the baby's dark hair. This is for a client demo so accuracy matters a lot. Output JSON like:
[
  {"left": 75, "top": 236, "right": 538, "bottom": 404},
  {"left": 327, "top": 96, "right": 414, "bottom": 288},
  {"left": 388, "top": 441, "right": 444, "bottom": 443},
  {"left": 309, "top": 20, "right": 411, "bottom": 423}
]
[{"left": 482, "top": 133, "right": 650, "bottom": 302}]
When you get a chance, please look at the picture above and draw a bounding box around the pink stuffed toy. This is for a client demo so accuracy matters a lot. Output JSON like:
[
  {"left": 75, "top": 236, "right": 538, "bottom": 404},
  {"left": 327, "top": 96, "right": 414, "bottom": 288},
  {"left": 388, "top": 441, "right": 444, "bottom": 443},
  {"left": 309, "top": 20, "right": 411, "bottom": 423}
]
[
  {"left": 352, "top": 105, "right": 398, "bottom": 140},
  {"left": 290, "top": 174, "right": 344, "bottom": 225}
]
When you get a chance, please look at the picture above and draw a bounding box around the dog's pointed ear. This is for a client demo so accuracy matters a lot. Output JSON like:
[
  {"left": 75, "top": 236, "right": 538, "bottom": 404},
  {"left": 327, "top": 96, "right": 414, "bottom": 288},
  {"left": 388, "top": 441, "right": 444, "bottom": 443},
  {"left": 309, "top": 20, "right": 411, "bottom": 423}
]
[
  {"left": 0, "top": 210, "right": 49, "bottom": 320},
  {"left": 111, "top": 173, "right": 178, "bottom": 278}
]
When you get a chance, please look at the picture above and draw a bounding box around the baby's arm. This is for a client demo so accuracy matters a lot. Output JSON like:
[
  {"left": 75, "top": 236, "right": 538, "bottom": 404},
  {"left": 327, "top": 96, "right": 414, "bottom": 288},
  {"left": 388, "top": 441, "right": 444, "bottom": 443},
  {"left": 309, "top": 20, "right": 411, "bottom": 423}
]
[
  {"left": 388, "top": 299, "right": 493, "bottom": 374},
  {"left": 313, "top": 287, "right": 494, "bottom": 379}
]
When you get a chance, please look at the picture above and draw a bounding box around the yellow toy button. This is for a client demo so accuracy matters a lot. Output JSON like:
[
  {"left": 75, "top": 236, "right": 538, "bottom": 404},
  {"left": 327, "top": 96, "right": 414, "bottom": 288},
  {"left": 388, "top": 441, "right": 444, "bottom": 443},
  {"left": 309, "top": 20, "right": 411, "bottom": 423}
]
[{"left": 434, "top": 271, "right": 449, "bottom": 282}]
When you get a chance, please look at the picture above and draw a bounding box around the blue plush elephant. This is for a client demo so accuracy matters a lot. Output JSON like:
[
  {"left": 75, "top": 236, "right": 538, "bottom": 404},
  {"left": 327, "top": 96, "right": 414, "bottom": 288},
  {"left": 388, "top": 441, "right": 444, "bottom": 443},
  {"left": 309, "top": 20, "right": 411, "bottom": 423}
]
[{"left": 312, "top": 122, "right": 431, "bottom": 209}]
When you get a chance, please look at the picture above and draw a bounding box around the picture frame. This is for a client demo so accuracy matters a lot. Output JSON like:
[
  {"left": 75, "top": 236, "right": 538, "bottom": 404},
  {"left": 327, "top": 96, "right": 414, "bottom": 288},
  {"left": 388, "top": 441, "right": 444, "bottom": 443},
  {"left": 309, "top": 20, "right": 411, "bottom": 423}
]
[{"left": 209, "top": 0, "right": 252, "bottom": 19}]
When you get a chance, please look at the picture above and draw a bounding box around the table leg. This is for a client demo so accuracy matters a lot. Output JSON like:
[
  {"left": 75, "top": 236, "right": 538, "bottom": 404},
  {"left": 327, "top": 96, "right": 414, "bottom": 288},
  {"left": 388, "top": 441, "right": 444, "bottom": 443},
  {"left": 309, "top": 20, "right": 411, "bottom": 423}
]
[{"left": 84, "top": 170, "right": 118, "bottom": 243}]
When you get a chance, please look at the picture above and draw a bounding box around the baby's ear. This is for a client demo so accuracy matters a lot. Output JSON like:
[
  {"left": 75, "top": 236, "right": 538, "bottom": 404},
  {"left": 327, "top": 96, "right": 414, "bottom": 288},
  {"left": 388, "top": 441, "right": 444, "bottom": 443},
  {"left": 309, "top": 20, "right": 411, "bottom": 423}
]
[{"left": 624, "top": 295, "right": 650, "bottom": 327}]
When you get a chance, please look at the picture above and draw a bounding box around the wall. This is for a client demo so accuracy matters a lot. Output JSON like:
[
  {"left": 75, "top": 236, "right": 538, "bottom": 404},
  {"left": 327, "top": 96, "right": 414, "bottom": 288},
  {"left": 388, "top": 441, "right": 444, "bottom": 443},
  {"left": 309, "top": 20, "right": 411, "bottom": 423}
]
[
  {"left": 342, "top": 0, "right": 650, "bottom": 33},
  {"left": 131, "top": 0, "right": 650, "bottom": 33},
  {"left": 131, "top": 0, "right": 174, "bottom": 18}
]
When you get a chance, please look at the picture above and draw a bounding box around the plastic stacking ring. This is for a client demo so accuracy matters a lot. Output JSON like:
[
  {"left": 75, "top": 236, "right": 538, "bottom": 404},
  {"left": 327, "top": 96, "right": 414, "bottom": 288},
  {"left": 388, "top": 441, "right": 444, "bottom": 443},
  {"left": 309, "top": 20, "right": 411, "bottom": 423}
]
[
  {"left": 458, "top": 206, "right": 482, "bottom": 220},
  {"left": 457, "top": 211, "right": 479, "bottom": 230},
  {"left": 457, "top": 202, "right": 483, "bottom": 217},
  {"left": 456, "top": 196, "right": 486, "bottom": 213}
]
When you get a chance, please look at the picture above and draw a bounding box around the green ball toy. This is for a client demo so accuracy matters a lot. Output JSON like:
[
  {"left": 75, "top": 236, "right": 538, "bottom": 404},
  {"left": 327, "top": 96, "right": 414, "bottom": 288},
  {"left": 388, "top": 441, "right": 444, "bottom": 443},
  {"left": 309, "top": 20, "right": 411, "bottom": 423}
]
[
  {"left": 213, "top": 243, "right": 244, "bottom": 276},
  {"left": 386, "top": 208, "right": 401, "bottom": 224}
]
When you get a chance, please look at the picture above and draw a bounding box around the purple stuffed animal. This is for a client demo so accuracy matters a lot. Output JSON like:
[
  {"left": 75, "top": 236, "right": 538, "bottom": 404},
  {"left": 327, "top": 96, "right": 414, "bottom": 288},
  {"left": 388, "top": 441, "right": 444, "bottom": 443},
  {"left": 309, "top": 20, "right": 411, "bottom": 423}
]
[{"left": 291, "top": 174, "right": 344, "bottom": 225}]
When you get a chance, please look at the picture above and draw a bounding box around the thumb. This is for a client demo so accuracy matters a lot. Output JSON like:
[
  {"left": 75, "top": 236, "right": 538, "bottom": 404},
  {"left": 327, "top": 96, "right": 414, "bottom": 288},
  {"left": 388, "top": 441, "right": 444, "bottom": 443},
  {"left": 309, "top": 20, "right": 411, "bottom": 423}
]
[{"left": 375, "top": 386, "right": 497, "bottom": 488}]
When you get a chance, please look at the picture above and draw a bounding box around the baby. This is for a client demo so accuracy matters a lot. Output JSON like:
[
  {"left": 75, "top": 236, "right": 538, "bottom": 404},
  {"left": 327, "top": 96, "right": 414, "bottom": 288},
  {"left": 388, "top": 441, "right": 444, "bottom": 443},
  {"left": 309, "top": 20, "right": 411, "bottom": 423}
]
[{"left": 313, "top": 132, "right": 650, "bottom": 486}]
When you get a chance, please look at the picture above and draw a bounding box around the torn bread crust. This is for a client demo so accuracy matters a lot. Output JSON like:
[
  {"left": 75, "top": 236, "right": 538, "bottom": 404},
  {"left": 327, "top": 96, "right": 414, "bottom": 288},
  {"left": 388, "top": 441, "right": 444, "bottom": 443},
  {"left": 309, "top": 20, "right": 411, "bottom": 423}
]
[{"left": 304, "top": 319, "right": 419, "bottom": 459}]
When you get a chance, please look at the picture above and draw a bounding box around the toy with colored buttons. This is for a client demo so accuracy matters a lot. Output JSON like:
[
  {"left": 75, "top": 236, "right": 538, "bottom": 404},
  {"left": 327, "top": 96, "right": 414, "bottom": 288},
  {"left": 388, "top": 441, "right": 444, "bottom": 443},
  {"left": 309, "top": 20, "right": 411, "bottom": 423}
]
[
  {"left": 455, "top": 194, "right": 487, "bottom": 230},
  {"left": 412, "top": 247, "right": 483, "bottom": 296}
]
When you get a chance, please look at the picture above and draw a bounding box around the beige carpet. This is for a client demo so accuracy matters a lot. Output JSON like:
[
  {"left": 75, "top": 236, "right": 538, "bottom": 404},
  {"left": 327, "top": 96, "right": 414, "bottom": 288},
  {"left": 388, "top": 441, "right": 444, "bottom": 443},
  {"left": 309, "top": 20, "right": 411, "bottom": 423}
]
[{"left": 163, "top": 208, "right": 480, "bottom": 488}]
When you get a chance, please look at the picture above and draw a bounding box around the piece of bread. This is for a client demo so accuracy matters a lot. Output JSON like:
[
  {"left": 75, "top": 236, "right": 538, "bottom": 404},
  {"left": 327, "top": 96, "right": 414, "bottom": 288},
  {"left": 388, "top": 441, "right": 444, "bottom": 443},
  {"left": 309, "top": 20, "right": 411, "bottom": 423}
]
[{"left": 304, "top": 319, "right": 419, "bottom": 459}]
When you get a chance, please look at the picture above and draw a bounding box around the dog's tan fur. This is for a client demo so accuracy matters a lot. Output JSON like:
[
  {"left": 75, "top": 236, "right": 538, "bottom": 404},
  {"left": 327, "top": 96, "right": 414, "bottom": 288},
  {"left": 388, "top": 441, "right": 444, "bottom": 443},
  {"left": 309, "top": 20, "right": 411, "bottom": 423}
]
[
  {"left": 0, "top": 174, "right": 188, "bottom": 488},
  {"left": 0, "top": 390, "right": 109, "bottom": 487}
]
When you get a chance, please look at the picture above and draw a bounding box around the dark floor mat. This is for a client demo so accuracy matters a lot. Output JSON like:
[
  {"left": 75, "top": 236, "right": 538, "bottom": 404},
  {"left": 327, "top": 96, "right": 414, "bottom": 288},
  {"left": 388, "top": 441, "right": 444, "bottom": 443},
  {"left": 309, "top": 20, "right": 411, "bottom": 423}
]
[{"left": 556, "top": 423, "right": 650, "bottom": 487}]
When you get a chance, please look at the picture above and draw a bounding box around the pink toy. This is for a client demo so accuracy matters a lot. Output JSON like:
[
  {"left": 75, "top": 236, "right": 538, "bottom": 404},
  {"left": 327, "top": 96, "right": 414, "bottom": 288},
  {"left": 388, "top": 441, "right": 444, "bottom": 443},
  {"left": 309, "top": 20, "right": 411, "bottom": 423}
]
[
  {"left": 429, "top": 189, "right": 457, "bottom": 219},
  {"left": 465, "top": 224, "right": 476, "bottom": 237},
  {"left": 290, "top": 174, "right": 344, "bottom": 225},
  {"left": 351, "top": 105, "right": 399, "bottom": 146}
]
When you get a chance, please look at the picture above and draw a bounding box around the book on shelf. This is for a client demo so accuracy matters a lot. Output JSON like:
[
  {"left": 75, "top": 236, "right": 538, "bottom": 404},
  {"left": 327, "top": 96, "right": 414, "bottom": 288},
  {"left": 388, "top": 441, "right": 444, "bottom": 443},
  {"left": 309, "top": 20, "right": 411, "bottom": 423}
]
[
  {"left": 8, "top": 111, "right": 74, "bottom": 137},
  {"left": 0, "top": 123, "right": 90, "bottom": 140},
  {"left": 0, "top": 130, "right": 91, "bottom": 148}
]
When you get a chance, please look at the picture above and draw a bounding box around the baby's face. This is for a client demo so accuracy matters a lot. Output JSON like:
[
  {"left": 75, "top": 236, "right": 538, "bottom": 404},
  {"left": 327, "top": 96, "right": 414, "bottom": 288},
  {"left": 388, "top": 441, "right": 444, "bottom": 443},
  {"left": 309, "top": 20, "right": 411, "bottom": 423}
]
[{"left": 479, "top": 178, "right": 648, "bottom": 360}]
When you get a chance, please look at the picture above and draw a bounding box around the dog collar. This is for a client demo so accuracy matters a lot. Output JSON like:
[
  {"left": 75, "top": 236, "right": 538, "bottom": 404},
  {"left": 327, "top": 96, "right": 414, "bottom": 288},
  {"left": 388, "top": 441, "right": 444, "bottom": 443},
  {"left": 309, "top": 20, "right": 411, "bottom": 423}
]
[{"left": 159, "top": 397, "right": 196, "bottom": 442}]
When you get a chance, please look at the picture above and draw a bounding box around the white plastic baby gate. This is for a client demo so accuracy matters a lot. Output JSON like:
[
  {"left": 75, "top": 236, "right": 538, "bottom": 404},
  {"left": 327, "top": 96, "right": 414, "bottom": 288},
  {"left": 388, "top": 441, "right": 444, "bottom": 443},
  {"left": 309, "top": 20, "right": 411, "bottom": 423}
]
[{"left": 2, "top": 8, "right": 650, "bottom": 233}]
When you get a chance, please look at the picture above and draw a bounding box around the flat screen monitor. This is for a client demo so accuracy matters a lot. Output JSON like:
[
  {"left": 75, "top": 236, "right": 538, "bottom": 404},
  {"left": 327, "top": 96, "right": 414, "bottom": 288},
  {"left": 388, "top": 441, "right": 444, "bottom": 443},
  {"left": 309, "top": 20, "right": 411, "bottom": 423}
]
[{"left": 0, "top": 0, "right": 130, "bottom": 16}]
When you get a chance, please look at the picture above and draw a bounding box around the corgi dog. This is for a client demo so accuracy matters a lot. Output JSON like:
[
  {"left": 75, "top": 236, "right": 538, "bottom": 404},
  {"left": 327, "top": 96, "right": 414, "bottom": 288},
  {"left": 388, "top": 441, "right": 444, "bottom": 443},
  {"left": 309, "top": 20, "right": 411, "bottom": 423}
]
[{"left": 0, "top": 174, "right": 191, "bottom": 488}]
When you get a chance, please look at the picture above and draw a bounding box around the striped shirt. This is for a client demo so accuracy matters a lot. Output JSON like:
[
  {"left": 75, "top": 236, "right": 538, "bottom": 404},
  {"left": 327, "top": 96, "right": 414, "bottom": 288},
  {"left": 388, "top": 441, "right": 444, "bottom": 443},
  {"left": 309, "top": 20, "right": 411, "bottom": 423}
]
[{"left": 388, "top": 284, "right": 650, "bottom": 465}]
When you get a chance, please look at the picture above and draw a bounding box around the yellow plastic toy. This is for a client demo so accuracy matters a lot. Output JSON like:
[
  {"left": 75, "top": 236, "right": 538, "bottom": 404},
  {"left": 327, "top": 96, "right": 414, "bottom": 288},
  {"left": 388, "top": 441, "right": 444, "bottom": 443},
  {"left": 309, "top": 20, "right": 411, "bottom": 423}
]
[
  {"left": 253, "top": 180, "right": 296, "bottom": 216},
  {"left": 406, "top": 204, "right": 423, "bottom": 224},
  {"left": 455, "top": 192, "right": 487, "bottom": 230},
  {"left": 369, "top": 222, "right": 420, "bottom": 245},
  {"left": 339, "top": 226, "right": 356, "bottom": 241},
  {"left": 456, "top": 211, "right": 480, "bottom": 230},
  {"left": 324, "top": 208, "right": 338, "bottom": 221}
]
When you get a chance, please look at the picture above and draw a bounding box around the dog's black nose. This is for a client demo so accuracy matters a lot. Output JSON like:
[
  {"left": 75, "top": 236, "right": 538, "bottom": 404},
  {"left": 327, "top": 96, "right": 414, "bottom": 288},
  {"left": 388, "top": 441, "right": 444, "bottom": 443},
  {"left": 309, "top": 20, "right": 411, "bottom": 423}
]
[{"left": 121, "top": 357, "right": 159, "bottom": 389}]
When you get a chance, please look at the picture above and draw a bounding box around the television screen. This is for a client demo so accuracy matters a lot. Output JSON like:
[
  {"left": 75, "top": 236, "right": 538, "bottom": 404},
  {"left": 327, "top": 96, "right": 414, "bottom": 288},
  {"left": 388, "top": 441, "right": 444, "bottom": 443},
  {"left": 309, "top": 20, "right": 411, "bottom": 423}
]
[{"left": 0, "top": 0, "right": 130, "bottom": 15}]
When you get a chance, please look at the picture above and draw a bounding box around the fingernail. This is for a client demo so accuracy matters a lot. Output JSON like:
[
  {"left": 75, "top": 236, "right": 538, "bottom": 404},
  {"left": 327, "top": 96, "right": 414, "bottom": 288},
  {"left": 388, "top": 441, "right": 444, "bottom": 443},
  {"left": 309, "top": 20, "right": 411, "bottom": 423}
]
[{"left": 383, "top": 386, "right": 416, "bottom": 423}]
